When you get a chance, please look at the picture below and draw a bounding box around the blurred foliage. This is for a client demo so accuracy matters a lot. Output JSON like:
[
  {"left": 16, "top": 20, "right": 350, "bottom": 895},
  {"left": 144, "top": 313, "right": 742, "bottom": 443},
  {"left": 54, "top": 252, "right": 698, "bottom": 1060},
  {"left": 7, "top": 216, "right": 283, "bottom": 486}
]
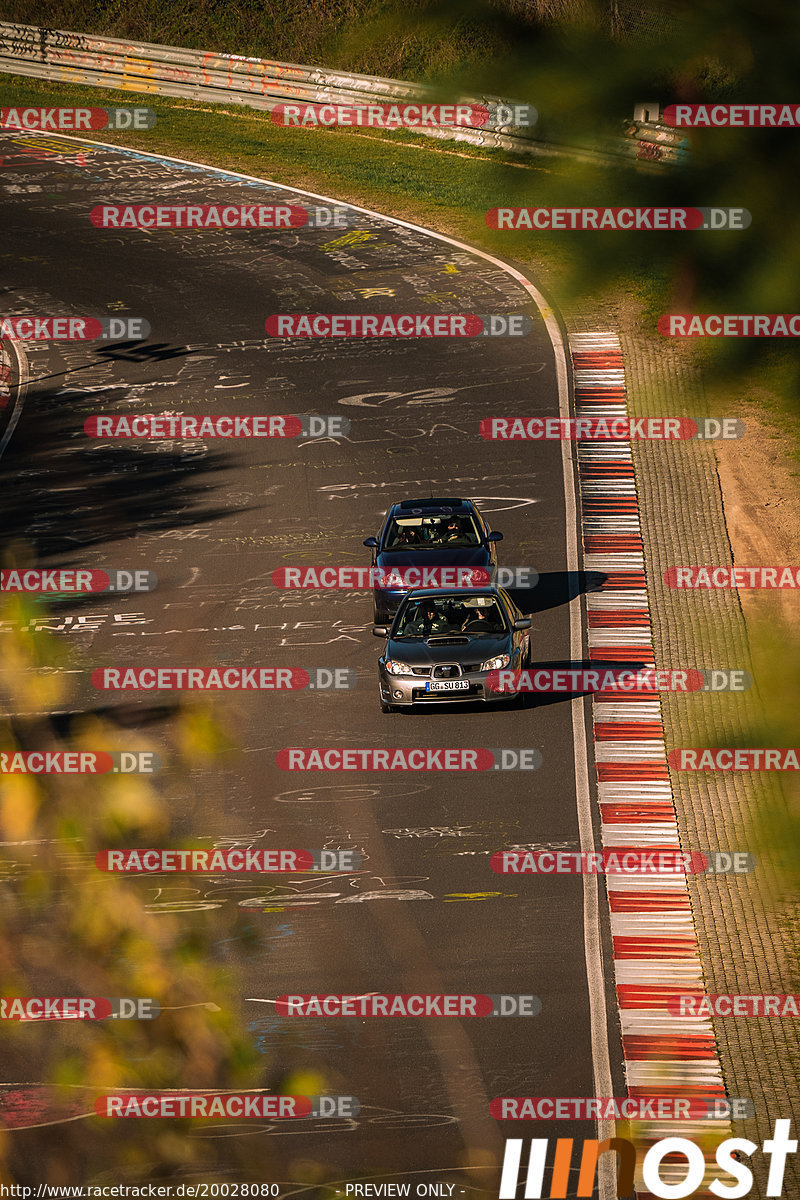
[
  {"left": 332, "top": 0, "right": 800, "bottom": 410},
  {"left": 0, "top": 590, "right": 279, "bottom": 1185}
]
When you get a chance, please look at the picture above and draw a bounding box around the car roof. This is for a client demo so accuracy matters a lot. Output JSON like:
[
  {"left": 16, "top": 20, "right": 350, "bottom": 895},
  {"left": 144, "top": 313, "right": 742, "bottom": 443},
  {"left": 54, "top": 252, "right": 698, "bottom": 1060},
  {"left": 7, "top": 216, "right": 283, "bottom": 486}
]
[
  {"left": 403, "top": 587, "right": 501, "bottom": 600},
  {"left": 391, "top": 497, "right": 474, "bottom": 516}
]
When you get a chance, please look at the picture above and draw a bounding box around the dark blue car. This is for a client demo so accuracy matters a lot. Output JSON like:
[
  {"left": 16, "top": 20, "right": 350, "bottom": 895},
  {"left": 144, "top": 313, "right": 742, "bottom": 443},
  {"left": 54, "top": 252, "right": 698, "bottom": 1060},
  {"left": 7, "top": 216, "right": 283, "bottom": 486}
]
[{"left": 363, "top": 497, "right": 503, "bottom": 622}]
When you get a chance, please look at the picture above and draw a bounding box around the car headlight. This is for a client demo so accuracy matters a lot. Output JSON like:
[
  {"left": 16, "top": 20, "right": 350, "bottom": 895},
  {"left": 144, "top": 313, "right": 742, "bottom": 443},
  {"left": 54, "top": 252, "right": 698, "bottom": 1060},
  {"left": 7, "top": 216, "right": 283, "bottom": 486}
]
[
  {"left": 481, "top": 654, "right": 510, "bottom": 671},
  {"left": 385, "top": 660, "right": 415, "bottom": 676}
]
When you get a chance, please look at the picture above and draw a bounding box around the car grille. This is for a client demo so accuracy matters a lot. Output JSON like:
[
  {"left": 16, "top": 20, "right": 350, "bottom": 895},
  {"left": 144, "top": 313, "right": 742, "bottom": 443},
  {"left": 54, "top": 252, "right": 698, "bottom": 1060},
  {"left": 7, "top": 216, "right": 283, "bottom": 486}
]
[
  {"left": 432, "top": 664, "right": 461, "bottom": 680},
  {"left": 411, "top": 663, "right": 482, "bottom": 677}
]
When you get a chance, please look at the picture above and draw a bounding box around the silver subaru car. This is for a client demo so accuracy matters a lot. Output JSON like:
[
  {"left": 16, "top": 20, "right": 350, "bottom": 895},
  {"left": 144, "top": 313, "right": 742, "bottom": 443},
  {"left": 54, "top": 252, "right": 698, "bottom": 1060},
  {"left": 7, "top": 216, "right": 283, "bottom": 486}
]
[{"left": 373, "top": 587, "right": 531, "bottom": 712}]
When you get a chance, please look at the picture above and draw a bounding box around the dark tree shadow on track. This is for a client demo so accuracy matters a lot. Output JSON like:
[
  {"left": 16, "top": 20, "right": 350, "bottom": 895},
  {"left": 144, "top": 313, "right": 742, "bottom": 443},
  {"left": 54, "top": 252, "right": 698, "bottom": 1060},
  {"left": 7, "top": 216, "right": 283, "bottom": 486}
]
[
  {"left": 0, "top": 374, "right": 252, "bottom": 738},
  {"left": 49, "top": 703, "right": 183, "bottom": 736},
  {"left": 21, "top": 343, "right": 195, "bottom": 389},
  {"left": 0, "top": 375, "right": 251, "bottom": 563},
  {"left": 10, "top": 704, "right": 185, "bottom": 757}
]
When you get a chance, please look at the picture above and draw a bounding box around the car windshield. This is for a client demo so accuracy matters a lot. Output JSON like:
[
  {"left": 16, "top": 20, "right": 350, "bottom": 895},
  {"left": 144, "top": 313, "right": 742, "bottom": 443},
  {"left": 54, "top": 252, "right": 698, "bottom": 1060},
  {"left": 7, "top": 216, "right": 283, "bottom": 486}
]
[
  {"left": 384, "top": 513, "right": 480, "bottom": 549},
  {"left": 393, "top": 596, "right": 506, "bottom": 639}
]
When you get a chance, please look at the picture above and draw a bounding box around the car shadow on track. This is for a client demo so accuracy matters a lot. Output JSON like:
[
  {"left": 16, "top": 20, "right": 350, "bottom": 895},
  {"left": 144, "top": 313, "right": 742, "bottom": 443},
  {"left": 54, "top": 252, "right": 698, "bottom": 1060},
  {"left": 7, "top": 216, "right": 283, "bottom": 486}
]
[
  {"left": 506, "top": 570, "right": 607, "bottom": 615},
  {"left": 517, "top": 658, "right": 655, "bottom": 710}
]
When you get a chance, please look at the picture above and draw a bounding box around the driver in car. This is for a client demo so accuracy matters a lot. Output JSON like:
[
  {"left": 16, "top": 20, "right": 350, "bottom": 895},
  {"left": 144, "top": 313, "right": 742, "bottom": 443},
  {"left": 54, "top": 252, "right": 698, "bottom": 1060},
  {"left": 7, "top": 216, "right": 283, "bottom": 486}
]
[
  {"left": 443, "top": 517, "right": 465, "bottom": 543},
  {"left": 461, "top": 604, "right": 502, "bottom": 633}
]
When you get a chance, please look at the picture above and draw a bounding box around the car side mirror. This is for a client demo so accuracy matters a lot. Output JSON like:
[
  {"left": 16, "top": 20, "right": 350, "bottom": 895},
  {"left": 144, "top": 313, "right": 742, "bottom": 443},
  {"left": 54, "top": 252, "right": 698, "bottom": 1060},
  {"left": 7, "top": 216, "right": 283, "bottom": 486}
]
[
  {"left": 513, "top": 618, "right": 531, "bottom": 630},
  {"left": 373, "top": 625, "right": 389, "bottom": 638},
  {"left": 363, "top": 537, "right": 378, "bottom": 548},
  {"left": 487, "top": 530, "right": 504, "bottom": 542}
]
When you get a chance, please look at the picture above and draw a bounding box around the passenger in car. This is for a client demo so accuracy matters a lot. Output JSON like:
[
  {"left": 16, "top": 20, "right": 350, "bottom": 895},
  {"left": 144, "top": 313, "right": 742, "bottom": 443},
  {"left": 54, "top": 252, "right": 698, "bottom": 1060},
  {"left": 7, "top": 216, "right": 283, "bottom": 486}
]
[{"left": 410, "top": 603, "right": 447, "bottom": 637}]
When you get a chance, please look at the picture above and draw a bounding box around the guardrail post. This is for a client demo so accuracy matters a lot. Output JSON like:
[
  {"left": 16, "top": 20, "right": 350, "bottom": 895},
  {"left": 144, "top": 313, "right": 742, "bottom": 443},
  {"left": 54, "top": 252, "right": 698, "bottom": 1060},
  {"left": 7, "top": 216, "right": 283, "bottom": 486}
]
[{"left": 633, "top": 102, "right": 661, "bottom": 123}]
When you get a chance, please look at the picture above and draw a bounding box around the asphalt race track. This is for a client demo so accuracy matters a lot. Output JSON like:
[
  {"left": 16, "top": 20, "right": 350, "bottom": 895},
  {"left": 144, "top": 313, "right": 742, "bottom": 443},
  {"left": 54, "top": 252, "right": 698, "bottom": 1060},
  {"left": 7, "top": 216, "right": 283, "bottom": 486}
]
[{"left": 0, "top": 129, "right": 624, "bottom": 1195}]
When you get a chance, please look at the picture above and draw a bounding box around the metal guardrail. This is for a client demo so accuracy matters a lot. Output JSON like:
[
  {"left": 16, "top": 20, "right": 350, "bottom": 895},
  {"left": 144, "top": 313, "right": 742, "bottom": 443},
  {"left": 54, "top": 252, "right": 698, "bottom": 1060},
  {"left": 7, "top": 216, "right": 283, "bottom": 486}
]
[{"left": 0, "top": 21, "right": 688, "bottom": 166}]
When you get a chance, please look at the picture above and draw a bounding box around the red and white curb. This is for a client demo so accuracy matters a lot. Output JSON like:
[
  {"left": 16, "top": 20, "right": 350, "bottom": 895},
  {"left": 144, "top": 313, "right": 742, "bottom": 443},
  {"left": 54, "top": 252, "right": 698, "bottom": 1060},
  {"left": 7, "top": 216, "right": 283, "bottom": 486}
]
[{"left": 571, "top": 332, "right": 730, "bottom": 1197}]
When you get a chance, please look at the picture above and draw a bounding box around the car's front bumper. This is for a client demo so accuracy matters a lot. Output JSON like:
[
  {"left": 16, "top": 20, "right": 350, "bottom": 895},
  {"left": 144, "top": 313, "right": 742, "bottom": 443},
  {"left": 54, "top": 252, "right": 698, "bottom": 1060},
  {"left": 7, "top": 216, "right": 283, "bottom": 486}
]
[
  {"left": 378, "top": 665, "right": 515, "bottom": 706},
  {"left": 373, "top": 588, "right": 408, "bottom": 621}
]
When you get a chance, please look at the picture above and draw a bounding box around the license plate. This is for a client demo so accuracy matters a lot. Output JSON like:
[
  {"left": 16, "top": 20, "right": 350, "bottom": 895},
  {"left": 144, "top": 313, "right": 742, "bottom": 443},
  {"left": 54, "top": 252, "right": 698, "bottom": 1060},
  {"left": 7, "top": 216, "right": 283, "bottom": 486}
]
[{"left": 426, "top": 680, "right": 469, "bottom": 692}]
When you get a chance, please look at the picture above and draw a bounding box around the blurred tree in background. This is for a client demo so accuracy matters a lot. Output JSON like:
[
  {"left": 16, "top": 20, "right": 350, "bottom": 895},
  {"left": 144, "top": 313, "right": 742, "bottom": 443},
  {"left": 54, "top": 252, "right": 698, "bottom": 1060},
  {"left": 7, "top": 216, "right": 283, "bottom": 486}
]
[{"left": 330, "top": 0, "right": 800, "bottom": 405}]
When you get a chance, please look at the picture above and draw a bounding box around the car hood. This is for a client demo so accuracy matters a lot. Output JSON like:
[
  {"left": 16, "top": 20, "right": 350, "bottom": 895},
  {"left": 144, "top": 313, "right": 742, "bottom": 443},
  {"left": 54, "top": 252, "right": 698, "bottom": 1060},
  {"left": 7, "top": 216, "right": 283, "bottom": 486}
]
[{"left": 384, "top": 633, "right": 510, "bottom": 665}]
